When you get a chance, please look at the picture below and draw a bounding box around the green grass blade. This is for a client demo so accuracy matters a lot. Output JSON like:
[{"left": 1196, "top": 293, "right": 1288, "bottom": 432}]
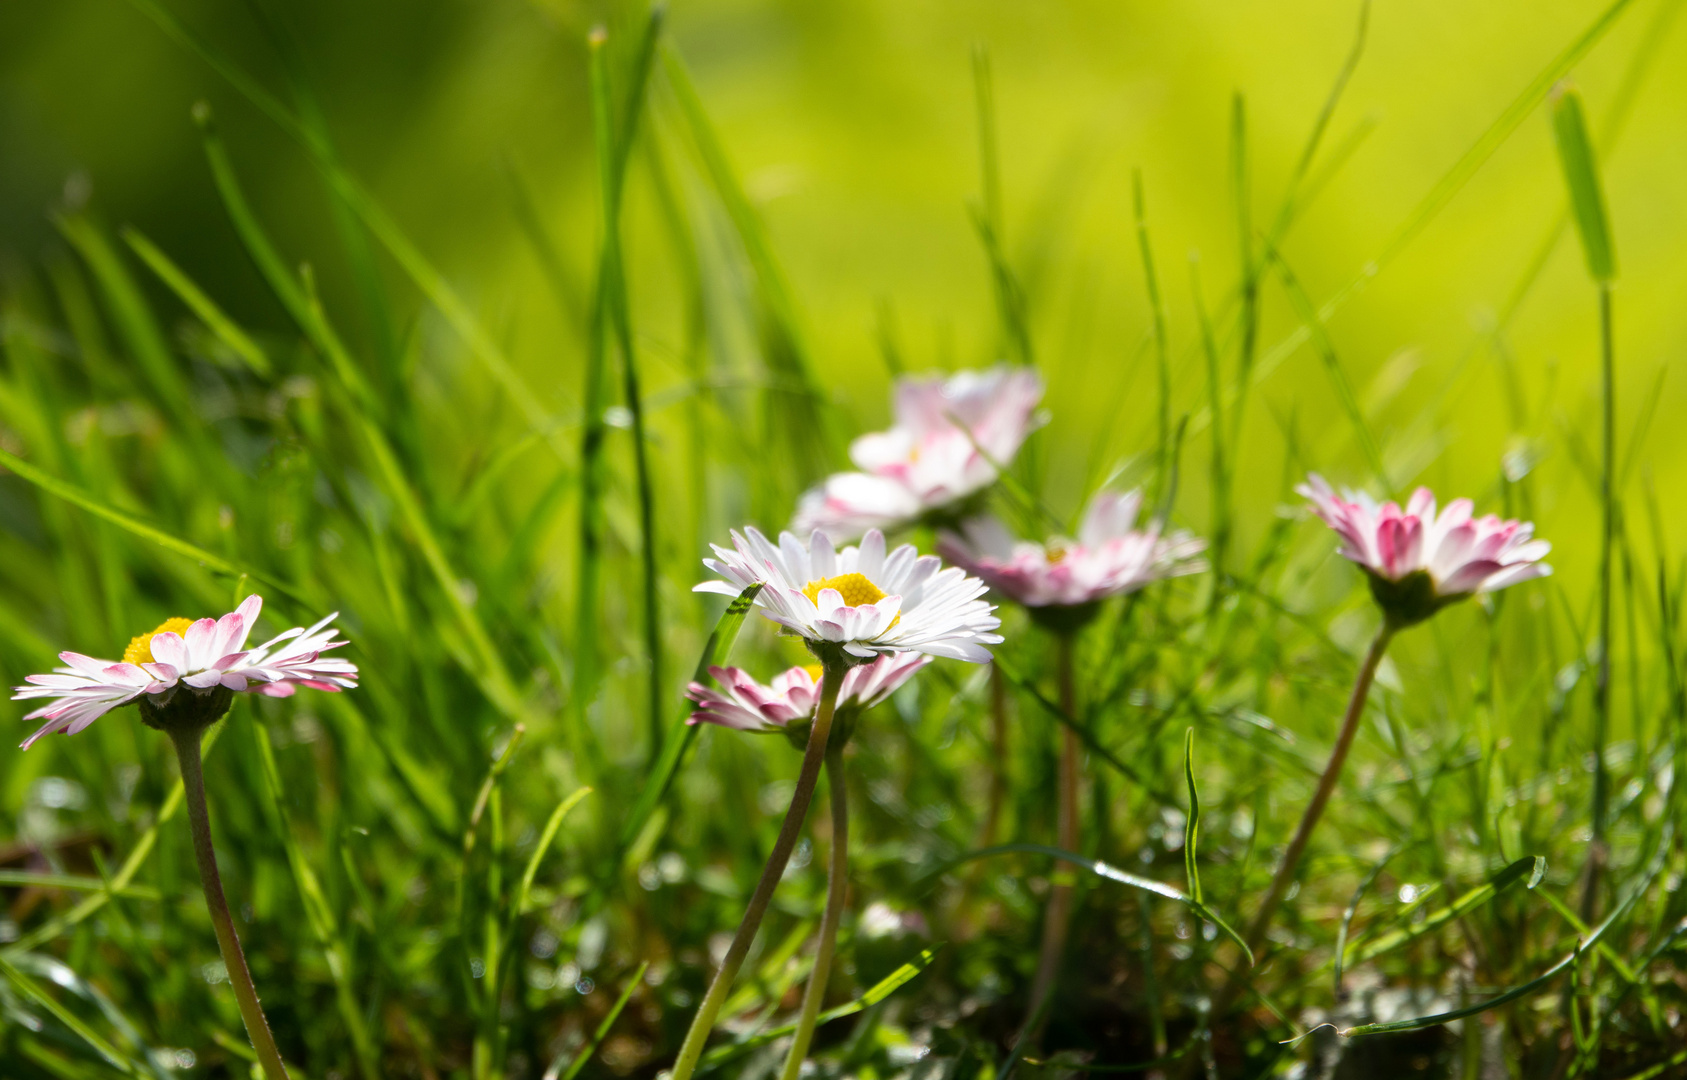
[
  {"left": 1134, "top": 170, "right": 1171, "bottom": 480},
  {"left": 1229, "top": 0, "right": 1639, "bottom": 430},
  {"left": 1343, "top": 824, "right": 1668, "bottom": 1037},
  {"left": 516, "top": 786, "right": 593, "bottom": 915},
  {"left": 0, "top": 872, "right": 158, "bottom": 900},
  {"left": 1551, "top": 84, "right": 1617, "bottom": 283},
  {"left": 659, "top": 43, "right": 831, "bottom": 472},
  {"left": 927, "top": 844, "right": 1250, "bottom": 965},
  {"left": 1348, "top": 856, "right": 1543, "bottom": 966},
  {"left": 1182, "top": 728, "right": 1201, "bottom": 906},
  {"left": 1267, "top": 248, "right": 1388, "bottom": 488},
  {"left": 0, "top": 446, "right": 301, "bottom": 601},
  {"left": 697, "top": 945, "right": 944, "bottom": 1072},
  {"left": 590, "top": 16, "right": 667, "bottom": 765},
  {"left": 52, "top": 213, "right": 191, "bottom": 422},
  {"left": 252, "top": 722, "right": 382, "bottom": 1080},
  {"left": 553, "top": 961, "right": 649, "bottom": 1080},
  {"left": 123, "top": 0, "right": 562, "bottom": 446},
  {"left": 0, "top": 953, "right": 144, "bottom": 1075},
  {"left": 610, "top": 583, "right": 766, "bottom": 863},
  {"left": 119, "top": 226, "right": 272, "bottom": 377}
]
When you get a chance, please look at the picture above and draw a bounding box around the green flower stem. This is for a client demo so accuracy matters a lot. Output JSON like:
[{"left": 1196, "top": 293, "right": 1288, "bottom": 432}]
[
  {"left": 168, "top": 726, "right": 292, "bottom": 1080},
  {"left": 1215, "top": 623, "right": 1393, "bottom": 1018},
  {"left": 669, "top": 657, "right": 846, "bottom": 1080},
  {"left": 1025, "top": 631, "right": 1081, "bottom": 1039},
  {"left": 778, "top": 742, "right": 850, "bottom": 1080}
]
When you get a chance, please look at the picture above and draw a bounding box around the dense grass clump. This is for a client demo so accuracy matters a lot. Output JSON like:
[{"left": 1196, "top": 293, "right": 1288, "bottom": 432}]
[{"left": 2, "top": 1, "right": 1686, "bottom": 1077}]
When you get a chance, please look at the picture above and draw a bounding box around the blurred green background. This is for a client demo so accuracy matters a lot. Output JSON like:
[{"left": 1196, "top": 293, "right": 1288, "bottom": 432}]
[
  {"left": 3, "top": 0, "right": 1686, "bottom": 1075},
  {"left": 7, "top": 0, "right": 1685, "bottom": 553}
]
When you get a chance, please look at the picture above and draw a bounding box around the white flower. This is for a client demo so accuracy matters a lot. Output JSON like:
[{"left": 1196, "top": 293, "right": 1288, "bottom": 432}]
[
  {"left": 792, "top": 366, "right": 1044, "bottom": 540},
  {"left": 695, "top": 528, "right": 1002, "bottom": 662},
  {"left": 686, "top": 653, "right": 932, "bottom": 733},
  {"left": 11, "top": 595, "right": 357, "bottom": 749},
  {"left": 939, "top": 489, "right": 1205, "bottom": 609}
]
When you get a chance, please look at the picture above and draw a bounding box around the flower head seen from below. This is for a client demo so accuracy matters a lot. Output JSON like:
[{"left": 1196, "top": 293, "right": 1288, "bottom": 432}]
[
  {"left": 1298, "top": 473, "right": 1552, "bottom": 627},
  {"left": 791, "top": 366, "right": 1045, "bottom": 541},
  {"left": 696, "top": 528, "right": 1002, "bottom": 663},
  {"left": 686, "top": 652, "right": 932, "bottom": 736},
  {"left": 12, "top": 595, "right": 358, "bottom": 749},
  {"left": 939, "top": 489, "right": 1206, "bottom": 627}
]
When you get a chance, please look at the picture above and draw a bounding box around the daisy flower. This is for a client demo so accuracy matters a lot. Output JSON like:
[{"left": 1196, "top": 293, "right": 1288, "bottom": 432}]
[
  {"left": 1298, "top": 473, "right": 1552, "bottom": 626},
  {"left": 695, "top": 527, "right": 1002, "bottom": 663},
  {"left": 791, "top": 366, "right": 1044, "bottom": 540},
  {"left": 12, "top": 595, "right": 357, "bottom": 749},
  {"left": 938, "top": 489, "right": 1206, "bottom": 621},
  {"left": 686, "top": 652, "right": 932, "bottom": 734}
]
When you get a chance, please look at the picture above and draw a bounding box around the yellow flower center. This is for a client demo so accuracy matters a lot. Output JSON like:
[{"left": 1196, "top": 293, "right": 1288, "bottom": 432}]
[
  {"left": 123, "top": 618, "right": 194, "bottom": 665},
  {"left": 802, "top": 572, "right": 889, "bottom": 608},
  {"left": 1046, "top": 546, "right": 1069, "bottom": 565},
  {"left": 803, "top": 664, "right": 825, "bottom": 683}
]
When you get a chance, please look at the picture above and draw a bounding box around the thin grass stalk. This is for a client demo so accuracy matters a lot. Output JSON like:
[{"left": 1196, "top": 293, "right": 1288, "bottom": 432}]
[
  {"left": 168, "top": 726, "right": 291, "bottom": 1080},
  {"left": 1584, "top": 280, "right": 1616, "bottom": 921},
  {"left": 1219, "top": 623, "right": 1393, "bottom": 1015},
  {"left": 589, "top": 21, "right": 666, "bottom": 763},
  {"left": 669, "top": 658, "right": 846, "bottom": 1080},
  {"left": 1191, "top": 255, "right": 1227, "bottom": 597},
  {"left": 1025, "top": 631, "right": 1081, "bottom": 1041},
  {"left": 778, "top": 743, "right": 851, "bottom": 1080},
  {"left": 575, "top": 30, "right": 615, "bottom": 764},
  {"left": 1133, "top": 170, "right": 1171, "bottom": 497}
]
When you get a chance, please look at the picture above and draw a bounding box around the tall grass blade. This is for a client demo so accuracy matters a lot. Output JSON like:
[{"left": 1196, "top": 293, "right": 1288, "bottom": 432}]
[
  {"left": 120, "top": 226, "right": 272, "bottom": 376},
  {"left": 0, "top": 447, "right": 300, "bottom": 600},
  {"left": 1551, "top": 85, "right": 1617, "bottom": 283},
  {"left": 552, "top": 960, "right": 650, "bottom": 1080}
]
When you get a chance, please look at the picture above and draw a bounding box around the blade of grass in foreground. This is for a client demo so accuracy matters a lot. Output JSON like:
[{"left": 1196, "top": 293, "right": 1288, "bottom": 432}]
[
  {"left": 252, "top": 722, "right": 381, "bottom": 1080},
  {"left": 1551, "top": 81, "right": 1620, "bottom": 925},
  {"left": 120, "top": 226, "right": 271, "bottom": 377},
  {"left": 609, "top": 583, "right": 766, "bottom": 869},
  {"left": 0, "top": 953, "right": 148, "bottom": 1076},
  {"left": 696, "top": 946, "right": 944, "bottom": 1073},
  {"left": 122, "top": 0, "right": 564, "bottom": 449},
  {"left": 1195, "top": 0, "right": 1640, "bottom": 438},
  {"left": 548, "top": 961, "right": 649, "bottom": 1080},
  {"left": 1341, "top": 822, "right": 1669, "bottom": 1038},
  {"left": 924, "top": 844, "right": 1251, "bottom": 964},
  {"left": 0, "top": 447, "right": 301, "bottom": 602},
  {"left": 590, "top": 15, "right": 667, "bottom": 765},
  {"left": 660, "top": 42, "right": 832, "bottom": 473}
]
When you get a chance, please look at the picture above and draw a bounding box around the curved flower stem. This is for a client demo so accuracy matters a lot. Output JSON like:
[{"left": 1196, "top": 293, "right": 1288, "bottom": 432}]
[
  {"left": 168, "top": 726, "right": 292, "bottom": 1080},
  {"left": 778, "top": 743, "right": 850, "bottom": 1080},
  {"left": 1214, "top": 623, "right": 1393, "bottom": 1017},
  {"left": 1025, "top": 630, "right": 1081, "bottom": 1042},
  {"left": 669, "top": 658, "right": 846, "bottom": 1080}
]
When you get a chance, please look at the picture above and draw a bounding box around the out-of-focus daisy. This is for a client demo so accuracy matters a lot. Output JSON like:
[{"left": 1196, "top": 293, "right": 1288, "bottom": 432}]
[
  {"left": 12, "top": 595, "right": 357, "bottom": 748},
  {"left": 1298, "top": 473, "right": 1552, "bottom": 626},
  {"left": 792, "top": 366, "right": 1044, "bottom": 540},
  {"left": 687, "top": 652, "right": 931, "bottom": 735},
  {"left": 939, "top": 489, "right": 1205, "bottom": 625},
  {"left": 695, "top": 527, "right": 1001, "bottom": 663}
]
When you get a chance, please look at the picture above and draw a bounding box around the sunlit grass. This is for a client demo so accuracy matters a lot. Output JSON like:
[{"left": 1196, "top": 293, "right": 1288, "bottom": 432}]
[{"left": 2, "top": 0, "right": 1686, "bottom": 1077}]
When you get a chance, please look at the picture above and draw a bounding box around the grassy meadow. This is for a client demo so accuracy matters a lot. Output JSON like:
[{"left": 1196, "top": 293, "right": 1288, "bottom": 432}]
[{"left": 3, "top": 0, "right": 1687, "bottom": 1076}]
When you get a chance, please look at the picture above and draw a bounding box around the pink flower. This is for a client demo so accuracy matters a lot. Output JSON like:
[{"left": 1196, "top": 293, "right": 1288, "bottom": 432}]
[
  {"left": 938, "top": 490, "right": 1205, "bottom": 614},
  {"left": 1297, "top": 473, "right": 1552, "bottom": 625},
  {"left": 792, "top": 366, "right": 1044, "bottom": 541},
  {"left": 686, "top": 652, "right": 933, "bottom": 733},
  {"left": 11, "top": 595, "right": 358, "bottom": 749}
]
